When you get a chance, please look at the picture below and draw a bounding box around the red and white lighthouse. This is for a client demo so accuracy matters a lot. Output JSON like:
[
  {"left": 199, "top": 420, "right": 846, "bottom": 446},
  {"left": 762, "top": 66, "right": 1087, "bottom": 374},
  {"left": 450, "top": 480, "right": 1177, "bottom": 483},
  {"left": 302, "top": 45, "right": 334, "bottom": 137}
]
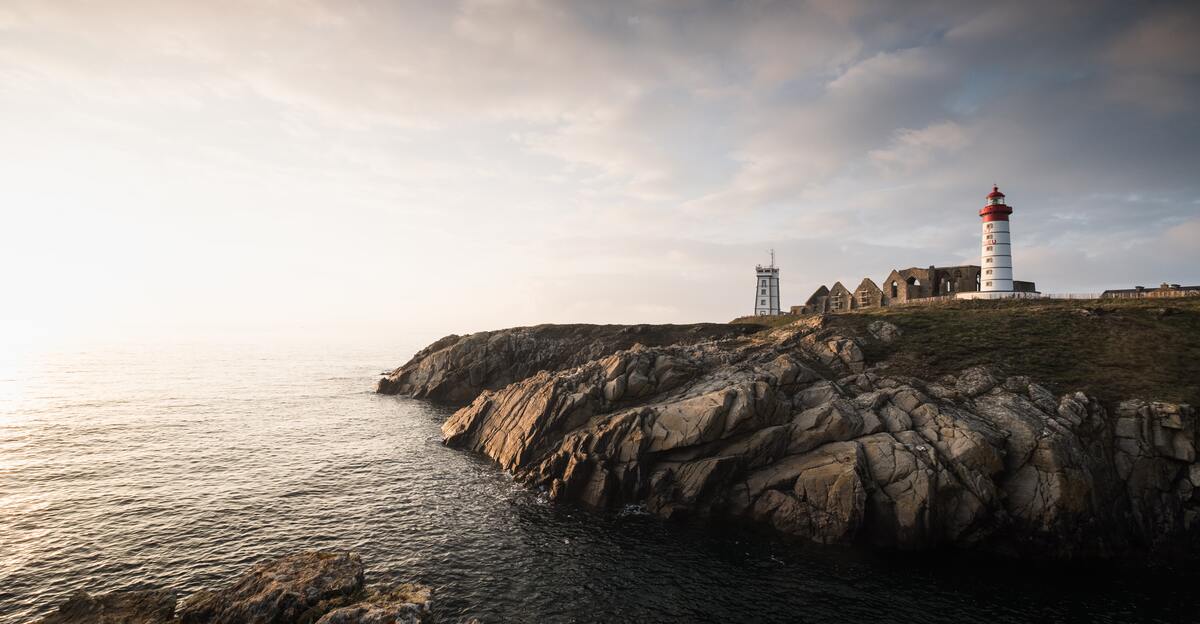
[{"left": 979, "top": 185, "right": 1014, "bottom": 292}]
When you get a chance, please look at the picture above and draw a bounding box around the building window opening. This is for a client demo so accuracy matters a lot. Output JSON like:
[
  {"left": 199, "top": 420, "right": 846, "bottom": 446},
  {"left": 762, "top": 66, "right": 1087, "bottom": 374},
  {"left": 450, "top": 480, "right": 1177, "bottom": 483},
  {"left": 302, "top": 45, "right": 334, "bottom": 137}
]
[{"left": 890, "top": 281, "right": 898, "bottom": 298}]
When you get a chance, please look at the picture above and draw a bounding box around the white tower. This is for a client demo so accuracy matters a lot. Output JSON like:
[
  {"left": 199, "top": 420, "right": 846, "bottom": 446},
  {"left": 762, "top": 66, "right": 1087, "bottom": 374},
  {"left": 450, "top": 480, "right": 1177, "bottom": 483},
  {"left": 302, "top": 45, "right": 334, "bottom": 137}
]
[
  {"left": 980, "top": 185, "right": 1014, "bottom": 292},
  {"left": 754, "top": 250, "right": 781, "bottom": 316}
]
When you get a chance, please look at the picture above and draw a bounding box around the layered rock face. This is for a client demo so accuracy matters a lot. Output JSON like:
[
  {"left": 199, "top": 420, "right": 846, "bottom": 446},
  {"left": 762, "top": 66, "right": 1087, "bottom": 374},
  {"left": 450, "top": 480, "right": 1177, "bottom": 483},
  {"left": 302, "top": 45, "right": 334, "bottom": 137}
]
[
  {"left": 435, "top": 317, "right": 1199, "bottom": 556},
  {"left": 39, "top": 552, "right": 430, "bottom": 624},
  {"left": 376, "top": 323, "right": 762, "bottom": 404}
]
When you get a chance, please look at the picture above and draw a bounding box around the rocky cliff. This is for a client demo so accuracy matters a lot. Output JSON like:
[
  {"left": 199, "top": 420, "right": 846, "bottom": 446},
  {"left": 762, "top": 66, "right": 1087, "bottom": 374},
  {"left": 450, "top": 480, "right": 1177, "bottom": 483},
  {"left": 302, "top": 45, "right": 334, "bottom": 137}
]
[
  {"left": 376, "top": 323, "right": 762, "bottom": 404},
  {"left": 39, "top": 552, "right": 433, "bottom": 624},
  {"left": 394, "top": 314, "right": 1199, "bottom": 557}
]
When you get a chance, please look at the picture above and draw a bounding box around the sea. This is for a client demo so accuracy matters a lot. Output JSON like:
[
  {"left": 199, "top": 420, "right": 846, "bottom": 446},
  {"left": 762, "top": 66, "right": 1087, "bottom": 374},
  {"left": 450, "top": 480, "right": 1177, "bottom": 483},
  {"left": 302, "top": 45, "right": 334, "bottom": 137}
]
[{"left": 0, "top": 340, "right": 1195, "bottom": 623}]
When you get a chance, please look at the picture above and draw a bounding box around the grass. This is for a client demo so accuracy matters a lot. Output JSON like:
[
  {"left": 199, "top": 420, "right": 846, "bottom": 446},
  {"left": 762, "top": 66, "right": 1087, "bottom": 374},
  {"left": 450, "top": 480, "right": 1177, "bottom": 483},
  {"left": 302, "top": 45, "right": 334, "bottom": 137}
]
[
  {"left": 730, "top": 314, "right": 801, "bottom": 329},
  {"left": 739, "top": 298, "right": 1200, "bottom": 407}
]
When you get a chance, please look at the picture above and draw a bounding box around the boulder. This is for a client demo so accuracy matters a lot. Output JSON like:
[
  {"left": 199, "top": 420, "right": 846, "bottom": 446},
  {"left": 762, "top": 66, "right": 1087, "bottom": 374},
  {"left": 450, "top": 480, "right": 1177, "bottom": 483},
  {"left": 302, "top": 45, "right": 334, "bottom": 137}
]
[
  {"left": 37, "top": 589, "right": 176, "bottom": 624},
  {"left": 42, "top": 552, "right": 433, "bottom": 624},
  {"left": 177, "top": 552, "right": 365, "bottom": 624},
  {"left": 314, "top": 585, "right": 432, "bottom": 624},
  {"left": 867, "top": 320, "right": 902, "bottom": 344}
]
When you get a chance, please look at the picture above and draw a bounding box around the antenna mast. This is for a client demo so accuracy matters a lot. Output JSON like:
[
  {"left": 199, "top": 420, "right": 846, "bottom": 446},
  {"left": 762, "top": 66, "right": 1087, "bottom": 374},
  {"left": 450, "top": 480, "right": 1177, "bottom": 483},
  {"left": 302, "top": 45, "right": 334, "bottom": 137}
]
[{"left": 769, "top": 248, "right": 775, "bottom": 268}]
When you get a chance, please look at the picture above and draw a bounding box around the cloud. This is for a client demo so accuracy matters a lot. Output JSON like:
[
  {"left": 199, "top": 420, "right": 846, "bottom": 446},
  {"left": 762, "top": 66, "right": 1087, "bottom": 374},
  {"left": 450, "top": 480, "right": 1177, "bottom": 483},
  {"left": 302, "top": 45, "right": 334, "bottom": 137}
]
[
  {"left": 1104, "top": 4, "right": 1200, "bottom": 113},
  {"left": 0, "top": 0, "right": 1197, "bottom": 338},
  {"left": 869, "top": 121, "right": 969, "bottom": 175}
]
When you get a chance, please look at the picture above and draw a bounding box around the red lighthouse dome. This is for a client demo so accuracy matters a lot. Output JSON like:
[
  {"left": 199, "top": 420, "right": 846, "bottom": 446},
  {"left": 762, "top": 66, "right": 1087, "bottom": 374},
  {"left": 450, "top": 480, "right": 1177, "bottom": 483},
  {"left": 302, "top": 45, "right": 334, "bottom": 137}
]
[{"left": 981, "top": 184, "right": 1012, "bottom": 220}]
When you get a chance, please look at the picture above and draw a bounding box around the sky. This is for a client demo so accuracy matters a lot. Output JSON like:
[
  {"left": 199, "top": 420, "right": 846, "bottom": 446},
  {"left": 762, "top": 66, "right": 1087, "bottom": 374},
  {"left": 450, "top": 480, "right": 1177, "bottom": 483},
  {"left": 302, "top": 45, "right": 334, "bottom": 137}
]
[{"left": 1, "top": 0, "right": 1198, "bottom": 347}]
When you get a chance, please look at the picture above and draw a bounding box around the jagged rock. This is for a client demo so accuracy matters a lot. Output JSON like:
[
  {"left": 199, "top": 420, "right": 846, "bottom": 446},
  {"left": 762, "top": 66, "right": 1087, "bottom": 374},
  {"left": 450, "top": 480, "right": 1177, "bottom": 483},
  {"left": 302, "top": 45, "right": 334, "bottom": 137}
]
[
  {"left": 43, "top": 552, "right": 433, "bottom": 624},
  {"left": 37, "top": 589, "right": 176, "bottom": 624},
  {"left": 177, "top": 552, "right": 366, "bottom": 624},
  {"left": 376, "top": 323, "right": 762, "bottom": 404},
  {"left": 410, "top": 317, "right": 1200, "bottom": 557},
  {"left": 314, "top": 585, "right": 432, "bottom": 624},
  {"left": 867, "top": 320, "right": 902, "bottom": 344},
  {"left": 954, "top": 366, "right": 997, "bottom": 397}
]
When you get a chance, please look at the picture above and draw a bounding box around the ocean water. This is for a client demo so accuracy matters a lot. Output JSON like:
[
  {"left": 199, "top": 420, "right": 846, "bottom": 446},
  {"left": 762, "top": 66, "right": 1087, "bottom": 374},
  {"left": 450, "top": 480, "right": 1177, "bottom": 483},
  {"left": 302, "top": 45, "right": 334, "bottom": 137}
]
[{"left": 0, "top": 341, "right": 1195, "bottom": 624}]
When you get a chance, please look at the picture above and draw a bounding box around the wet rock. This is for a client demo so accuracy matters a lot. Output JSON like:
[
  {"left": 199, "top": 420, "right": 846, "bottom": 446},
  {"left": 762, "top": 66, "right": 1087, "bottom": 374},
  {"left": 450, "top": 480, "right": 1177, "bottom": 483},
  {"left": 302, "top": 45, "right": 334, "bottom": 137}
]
[
  {"left": 314, "top": 585, "right": 432, "bottom": 624},
  {"left": 37, "top": 589, "right": 176, "bottom": 624},
  {"left": 42, "top": 552, "right": 434, "bottom": 624},
  {"left": 177, "top": 552, "right": 365, "bottom": 624},
  {"left": 430, "top": 318, "right": 1200, "bottom": 558}
]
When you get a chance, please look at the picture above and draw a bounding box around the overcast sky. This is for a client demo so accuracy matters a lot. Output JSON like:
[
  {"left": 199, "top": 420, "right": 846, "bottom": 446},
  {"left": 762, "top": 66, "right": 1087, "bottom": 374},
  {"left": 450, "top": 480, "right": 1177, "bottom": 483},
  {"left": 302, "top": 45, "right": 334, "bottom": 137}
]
[{"left": 1, "top": 0, "right": 1197, "bottom": 346}]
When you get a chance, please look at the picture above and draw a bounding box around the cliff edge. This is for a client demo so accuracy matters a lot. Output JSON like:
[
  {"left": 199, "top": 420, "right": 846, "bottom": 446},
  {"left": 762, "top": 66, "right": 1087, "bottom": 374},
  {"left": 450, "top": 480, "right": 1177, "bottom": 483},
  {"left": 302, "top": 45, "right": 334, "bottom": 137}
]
[
  {"left": 383, "top": 300, "right": 1200, "bottom": 557},
  {"left": 376, "top": 323, "right": 762, "bottom": 404}
]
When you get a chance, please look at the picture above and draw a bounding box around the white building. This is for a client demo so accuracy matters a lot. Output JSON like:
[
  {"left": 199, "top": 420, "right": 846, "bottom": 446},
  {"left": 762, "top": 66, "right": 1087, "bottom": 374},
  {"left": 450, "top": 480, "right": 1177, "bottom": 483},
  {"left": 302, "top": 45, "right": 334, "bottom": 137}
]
[
  {"left": 755, "top": 252, "right": 781, "bottom": 316},
  {"left": 958, "top": 184, "right": 1039, "bottom": 300},
  {"left": 980, "top": 185, "right": 1014, "bottom": 292}
]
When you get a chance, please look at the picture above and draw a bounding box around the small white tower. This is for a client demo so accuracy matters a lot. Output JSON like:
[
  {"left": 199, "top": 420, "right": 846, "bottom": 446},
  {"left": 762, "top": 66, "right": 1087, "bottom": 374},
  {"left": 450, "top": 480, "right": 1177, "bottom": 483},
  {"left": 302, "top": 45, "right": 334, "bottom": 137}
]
[
  {"left": 754, "top": 250, "right": 781, "bottom": 316},
  {"left": 980, "top": 185, "right": 1014, "bottom": 292}
]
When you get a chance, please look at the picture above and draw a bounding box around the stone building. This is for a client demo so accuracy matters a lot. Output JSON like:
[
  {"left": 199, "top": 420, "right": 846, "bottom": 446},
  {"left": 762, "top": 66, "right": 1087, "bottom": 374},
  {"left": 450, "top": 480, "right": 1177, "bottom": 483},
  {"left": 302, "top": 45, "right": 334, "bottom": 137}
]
[
  {"left": 827, "top": 282, "right": 853, "bottom": 313},
  {"left": 795, "top": 263, "right": 1037, "bottom": 314},
  {"left": 792, "top": 185, "right": 1040, "bottom": 314},
  {"left": 854, "top": 278, "right": 883, "bottom": 308},
  {"left": 794, "top": 285, "right": 828, "bottom": 315},
  {"left": 1101, "top": 283, "right": 1200, "bottom": 299},
  {"left": 881, "top": 265, "right": 984, "bottom": 303}
]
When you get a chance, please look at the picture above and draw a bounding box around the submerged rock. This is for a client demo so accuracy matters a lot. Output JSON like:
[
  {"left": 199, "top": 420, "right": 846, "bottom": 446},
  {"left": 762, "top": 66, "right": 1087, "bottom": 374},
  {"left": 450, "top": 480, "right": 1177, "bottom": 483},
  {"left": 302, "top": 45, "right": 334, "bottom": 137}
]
[
  {"left": 314, "top": 585, "right": 431, "bottom": 624},
  {"left": 37, "top": 589, "right": 177, "bottom": 624},
  {"left": 39, "top": 552, "right": 432, "bottom": 624},
  {"left": 177, "top": 551, "right": 365, "bottom": 624},
  {"left": 422, "top": 318, "right": 1200, "bottom": 557}
]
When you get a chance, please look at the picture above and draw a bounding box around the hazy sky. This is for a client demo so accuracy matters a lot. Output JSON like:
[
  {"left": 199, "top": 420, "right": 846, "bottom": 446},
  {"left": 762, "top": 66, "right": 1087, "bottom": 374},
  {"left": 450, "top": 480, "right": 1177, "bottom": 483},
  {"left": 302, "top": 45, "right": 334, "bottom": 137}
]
[{"left": 1, "top": 0, "right": 1198, "bottom": 346}]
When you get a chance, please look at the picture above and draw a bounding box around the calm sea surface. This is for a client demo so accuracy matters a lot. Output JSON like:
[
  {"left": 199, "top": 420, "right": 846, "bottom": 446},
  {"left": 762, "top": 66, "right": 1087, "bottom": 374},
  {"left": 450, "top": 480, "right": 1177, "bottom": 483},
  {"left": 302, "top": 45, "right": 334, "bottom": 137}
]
[{"left": 0, "top": 341, "right": 1195, "bottom": 623}]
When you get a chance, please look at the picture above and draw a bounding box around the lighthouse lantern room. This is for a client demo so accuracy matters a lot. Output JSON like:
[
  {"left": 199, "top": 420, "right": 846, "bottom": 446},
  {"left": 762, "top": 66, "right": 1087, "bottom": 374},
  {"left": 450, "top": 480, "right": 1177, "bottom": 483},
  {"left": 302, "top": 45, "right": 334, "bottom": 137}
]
[{"left": 979, "top": 185, "right": 1014, "bottom": 292}]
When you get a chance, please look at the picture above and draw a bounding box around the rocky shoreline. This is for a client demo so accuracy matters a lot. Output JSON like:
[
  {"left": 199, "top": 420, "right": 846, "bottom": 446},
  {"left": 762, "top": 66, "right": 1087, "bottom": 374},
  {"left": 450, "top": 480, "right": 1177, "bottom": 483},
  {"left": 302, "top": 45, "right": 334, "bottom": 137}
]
[
  {"left": 39, "top": 552, "right": 436, "bottom": 624},
  {"left": 380, "top": 316, "right": 1200, "bottom": 558}
]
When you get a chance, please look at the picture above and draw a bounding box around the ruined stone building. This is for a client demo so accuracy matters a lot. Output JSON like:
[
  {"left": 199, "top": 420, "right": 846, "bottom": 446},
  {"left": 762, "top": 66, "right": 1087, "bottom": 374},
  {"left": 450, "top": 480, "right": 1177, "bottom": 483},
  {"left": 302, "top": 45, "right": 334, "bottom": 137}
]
[
  {"left": 792, "top": 186, "right": 1038, "bottom": 314},
  {"left": 793, "top": 264, "right": 1037, "bottom": 314}
]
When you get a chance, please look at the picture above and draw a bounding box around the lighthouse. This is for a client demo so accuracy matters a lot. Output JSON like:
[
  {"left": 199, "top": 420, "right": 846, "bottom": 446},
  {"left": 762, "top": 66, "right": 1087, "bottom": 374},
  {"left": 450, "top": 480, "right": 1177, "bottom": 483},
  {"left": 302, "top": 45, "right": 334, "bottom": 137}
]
[
  {"left": 979, "top": 185, "right": 1014, "bottom": 292},
  {"left": 754, "top": 250, "right": 781, "bottom": 316}
]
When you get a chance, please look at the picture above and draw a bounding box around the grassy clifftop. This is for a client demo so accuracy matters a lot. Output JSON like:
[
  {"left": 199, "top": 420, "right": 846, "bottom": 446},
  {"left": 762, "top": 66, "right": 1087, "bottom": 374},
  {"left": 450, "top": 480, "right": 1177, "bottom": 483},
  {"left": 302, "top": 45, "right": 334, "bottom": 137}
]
[{"left": 735, "top": 298, "right": 1200, "bottom": 407}]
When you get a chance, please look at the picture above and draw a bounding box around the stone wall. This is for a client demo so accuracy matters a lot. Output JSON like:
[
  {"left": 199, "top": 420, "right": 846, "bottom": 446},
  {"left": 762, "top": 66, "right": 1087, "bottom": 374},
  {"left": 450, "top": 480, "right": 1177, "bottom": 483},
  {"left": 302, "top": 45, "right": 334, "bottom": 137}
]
[{"left": 801, "top": 265, "right": 986, "bottom": 314}]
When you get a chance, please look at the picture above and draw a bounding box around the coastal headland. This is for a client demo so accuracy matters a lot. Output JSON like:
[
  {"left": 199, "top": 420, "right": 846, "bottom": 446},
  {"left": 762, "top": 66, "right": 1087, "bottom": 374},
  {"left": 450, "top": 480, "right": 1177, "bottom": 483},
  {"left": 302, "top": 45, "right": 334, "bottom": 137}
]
[{"left": 380, "top": 298, "right": 1200, "bottom": 558}]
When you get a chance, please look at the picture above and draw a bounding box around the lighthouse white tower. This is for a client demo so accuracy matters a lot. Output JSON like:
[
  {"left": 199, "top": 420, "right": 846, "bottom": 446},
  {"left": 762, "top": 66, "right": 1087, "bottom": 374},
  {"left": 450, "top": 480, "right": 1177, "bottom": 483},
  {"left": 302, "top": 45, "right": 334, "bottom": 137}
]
[
  {"left": 754, "top": 250, "right": 781, "bottom": 316},
  {"left": 979, "top": 185, "right": 1014, "bottom": 292}
]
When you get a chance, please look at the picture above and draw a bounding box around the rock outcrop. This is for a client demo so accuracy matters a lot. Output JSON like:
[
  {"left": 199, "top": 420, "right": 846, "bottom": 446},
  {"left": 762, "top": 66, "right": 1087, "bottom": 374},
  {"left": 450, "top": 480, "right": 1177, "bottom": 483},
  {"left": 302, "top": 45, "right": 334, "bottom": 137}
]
[
  {"left": 424, "top": 316, "right": 1200, "bottom": 557},
  {"left": 376, "top": 323, "right": 763, "bottom": 404},
  {"left": 38, "top": 552, "right": 430, "bottom": 624},
  {"left": 38, "top": 589, "right": 177, "bottom": 624}
]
